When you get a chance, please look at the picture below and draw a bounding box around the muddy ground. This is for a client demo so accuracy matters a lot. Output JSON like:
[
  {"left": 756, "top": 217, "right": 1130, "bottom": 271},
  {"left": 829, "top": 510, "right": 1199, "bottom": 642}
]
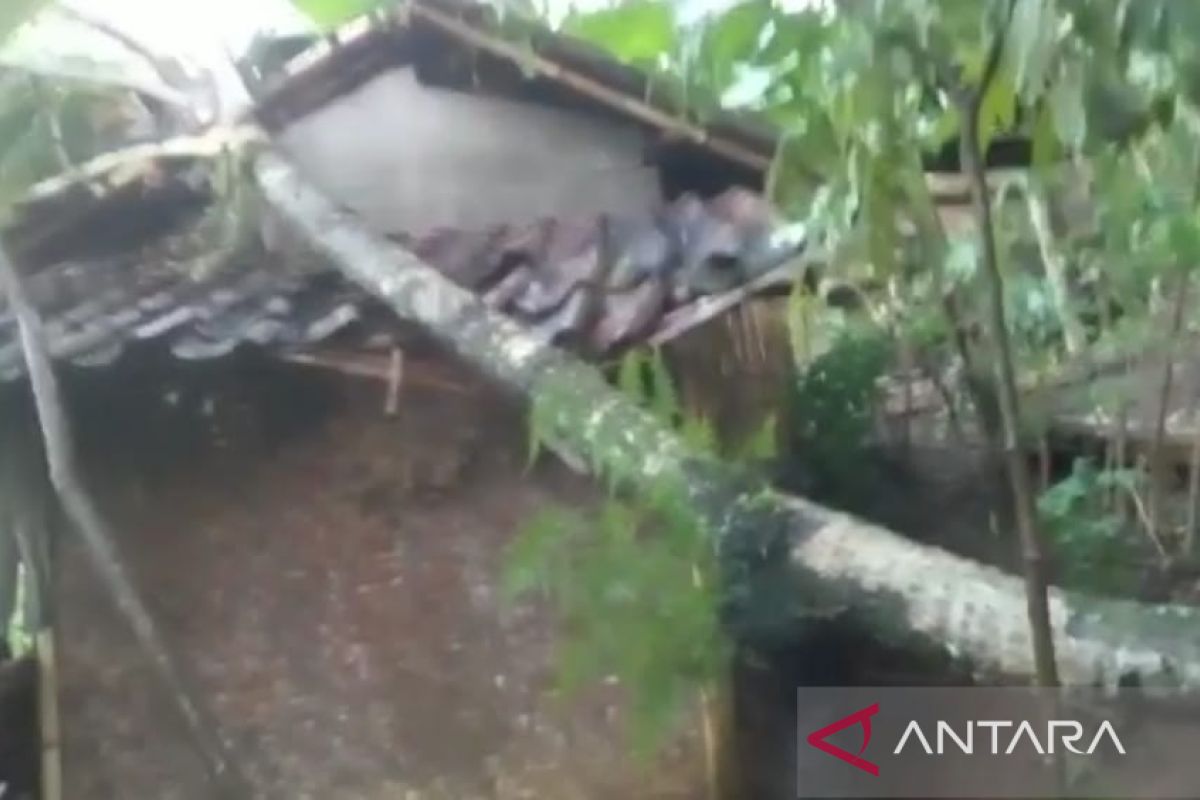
[
  {"left": 40, "top": 338, "right": 1200, "bottom": 799},
  {"left": 54, "top": 347, "right": 707, "bottom": 799}
]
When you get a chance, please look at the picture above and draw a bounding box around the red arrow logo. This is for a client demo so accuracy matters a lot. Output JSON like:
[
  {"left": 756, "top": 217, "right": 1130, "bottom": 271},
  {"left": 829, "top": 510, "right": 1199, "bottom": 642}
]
[{"left": 806, "top": 703, "right": 880, "bottom": 776}]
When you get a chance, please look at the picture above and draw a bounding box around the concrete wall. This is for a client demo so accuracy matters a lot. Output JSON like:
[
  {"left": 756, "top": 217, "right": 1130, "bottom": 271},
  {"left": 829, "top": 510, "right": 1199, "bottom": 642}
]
[{"left": 277, "top": 67, "right": 663, "bottom": 233}]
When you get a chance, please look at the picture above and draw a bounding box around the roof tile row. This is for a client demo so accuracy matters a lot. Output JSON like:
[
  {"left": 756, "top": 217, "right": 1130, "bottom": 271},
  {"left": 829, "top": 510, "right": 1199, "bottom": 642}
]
[{"left": 0, "top": 187, "right": 800, "bottom": 381}]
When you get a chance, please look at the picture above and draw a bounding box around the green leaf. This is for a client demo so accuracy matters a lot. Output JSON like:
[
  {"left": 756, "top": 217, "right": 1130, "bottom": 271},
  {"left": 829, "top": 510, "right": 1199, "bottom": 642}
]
[
  {"left": 565, "top": 1, "right": 676, "bottom": 66},
  {"left": 919, "top": 105, "right": 961, "bottom": 150},
  {"left": 758, "top": 6, "right": 827, "bottom": 66},
  {"left": 1168, "top": 214, "right": 1200, "bottom": 270},
  {"left": 679, "top": 413, "right": 717, "bottom": 454},
  {"left": 976, "top": 62, "right": 1016, "bottom": 153},
  {"left": 697, "top": 0, "right": 772, "bottom": 91},
  {"left": 1030, "top": 100, "right": 1061, "bottom": 172},
  {"left": 736, "top": 414, "right": 777, "bottom": 462},
  {"left": 617, "top": 348, "right": 647, "bottom": 404},
  {"left": 647, "top": 347, "right": 680, "bottom": 425},
  {"left": 766, "top": 123, "right": 827, "bottom": 215},
  {"left": 944, "top": 233, "right": 981, "bottom": 285},
  {"left": 1085, "top": 71, "right": 1151, "bottom": 145},
  {"left": 1009, "top": 0, "right": 1058, "bottom": 101},
  {"left": 524, "top": 408, "right": 543, "bottom": 471},
  {"left": 502, "top": 507, "right": 580, "bottom": 603},
  {"left": 1048, "top": 59, "right": 1086, "bottom": 150},
  {"left": 1120, "top": 0, "right": 1168, "bottom": 57},
  {"left": 0, "top": 0, "right": 48, "bottom": 43},
  {"left": 288, "top": 0, "right": 386, "bottom": 31},
  {"left": 863, "top": 155, "right": 899, "bottom": 278}
]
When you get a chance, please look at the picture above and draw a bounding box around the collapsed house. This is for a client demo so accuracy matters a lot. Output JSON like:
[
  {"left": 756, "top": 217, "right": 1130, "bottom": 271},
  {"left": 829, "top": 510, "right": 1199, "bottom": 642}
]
[{"left": 4, "top": 1, "right": 1200, "bottom": 797}]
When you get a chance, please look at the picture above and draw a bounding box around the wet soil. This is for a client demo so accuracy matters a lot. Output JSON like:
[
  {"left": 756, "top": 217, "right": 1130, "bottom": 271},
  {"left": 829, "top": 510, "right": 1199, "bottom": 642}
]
[
  {"left": 41, "top": 342, "right": 1198, "bottom": 799},
  {"left": 54, "top": 349, "right": 706, "bottom": 799}
]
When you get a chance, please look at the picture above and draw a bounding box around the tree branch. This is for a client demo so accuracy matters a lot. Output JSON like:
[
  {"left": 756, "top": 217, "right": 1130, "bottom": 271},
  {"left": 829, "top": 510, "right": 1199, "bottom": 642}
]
[{"left": 52, "top": 3, "right": 201, "bottom": 127}]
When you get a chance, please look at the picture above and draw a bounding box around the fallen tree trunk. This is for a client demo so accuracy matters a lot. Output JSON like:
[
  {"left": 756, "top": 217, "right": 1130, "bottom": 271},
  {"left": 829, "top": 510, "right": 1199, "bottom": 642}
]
[{"left": 256, "top": 151, "right": 1200, "bottom": 688}]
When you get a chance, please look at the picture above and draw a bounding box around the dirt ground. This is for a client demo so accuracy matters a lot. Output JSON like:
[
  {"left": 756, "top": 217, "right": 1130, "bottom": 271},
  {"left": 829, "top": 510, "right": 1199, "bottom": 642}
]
[
  {"left": 53, "top": 348, "right": 706, "bottom": 799},
  {"left": 49, "top": 338, "right": 1192, "bottom": 800}
]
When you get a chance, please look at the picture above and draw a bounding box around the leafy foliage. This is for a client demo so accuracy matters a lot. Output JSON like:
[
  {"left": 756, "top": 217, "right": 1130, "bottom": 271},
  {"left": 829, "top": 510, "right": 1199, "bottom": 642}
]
[
  {"left": 0, "top": 1, "right": 55, "bottom": 210},
  {"left": 288, "top": 0, "right": 388, "bottom": 31},
  {"left": 1037, "top": 459, "right": 1141, "bottom": 595},
  {"left": 785, "top": 324, "right": 891, "bottom": 501},
  {"left": 564, "top": 1, "right": 676, "bottom": 68},
  {"left": 0, "top": 6, "right": 199, "bottom": 219},
  {"left": 4, "top": 573, "right": 31, "bottom": 656},
  {"left": 502, "top": 491, "right": 727, "bottom": 758},
  {"left": 0, "top": 72, "right": 161, "bottom": 210},
  {"left": 511, "top": 345, "right": 781, "bottom": 760},
  {"left": 555, "top": 0, "right": 1200, "bottom": 587},
  {"left": 553, "top": 0, "right": 1200, "bottom": 349}
]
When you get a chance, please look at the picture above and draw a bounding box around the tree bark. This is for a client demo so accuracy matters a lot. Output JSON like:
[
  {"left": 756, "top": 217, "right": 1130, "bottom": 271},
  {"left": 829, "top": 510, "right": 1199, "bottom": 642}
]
[
  {"left": 0, "top": 241, "right": 244, "bottom": 795},
  {"left": 256, "top": 150, "right": 1200, "bottom": 688},
  {"left": 957, "top": 5, "right": 1059, "bottom": 688},
  {"left": 1147, "top": 274, "right": 1189, "bottom": 544}
]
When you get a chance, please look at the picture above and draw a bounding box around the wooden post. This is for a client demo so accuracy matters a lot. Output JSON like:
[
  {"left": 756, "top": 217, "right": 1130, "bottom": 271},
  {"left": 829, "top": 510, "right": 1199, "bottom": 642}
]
[
  {"left": 385, "top": 347, "right": 404, "bottom": 416},
  {"left": 37, "top": 629, "right": 61, "bottom": 800}
]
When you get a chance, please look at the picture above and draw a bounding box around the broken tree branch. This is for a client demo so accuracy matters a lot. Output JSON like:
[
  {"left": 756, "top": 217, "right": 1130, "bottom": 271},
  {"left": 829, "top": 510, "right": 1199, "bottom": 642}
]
[
  {"left": 54, "top": 4, "right": 194, "bottom": 113},
  {"left": 256, "top": 149, "right": 1200, "bottom": 689},
  {"left": 0, "top": 239, "right": 244, "bottom": 794}
]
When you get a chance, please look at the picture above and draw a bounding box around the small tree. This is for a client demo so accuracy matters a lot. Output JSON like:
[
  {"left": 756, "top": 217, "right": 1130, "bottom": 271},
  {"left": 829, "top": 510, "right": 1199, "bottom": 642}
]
[{"left": 509, "top": 347, "right": 778, "bottom": 798}]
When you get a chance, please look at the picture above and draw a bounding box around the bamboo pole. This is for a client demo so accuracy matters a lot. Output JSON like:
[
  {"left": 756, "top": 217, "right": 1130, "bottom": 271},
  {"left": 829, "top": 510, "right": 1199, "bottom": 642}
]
[{"left": 36, "top": 628, "right": 61, "bottom": 800}]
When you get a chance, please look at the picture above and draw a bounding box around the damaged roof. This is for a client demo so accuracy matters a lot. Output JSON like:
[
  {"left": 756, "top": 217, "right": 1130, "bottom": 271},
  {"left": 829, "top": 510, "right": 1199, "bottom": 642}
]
[
  {"left": 397, "top": 187, "right": 800, "bottom": 352},
  {"left": 0, "top": 252, "right": 363, "bottom": 381},
  {"left": 0, "top": 0, "right": 807, "bottom": 382},
  {"left": 0, "top": 183, "right": 800, "bottom": 379}
]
